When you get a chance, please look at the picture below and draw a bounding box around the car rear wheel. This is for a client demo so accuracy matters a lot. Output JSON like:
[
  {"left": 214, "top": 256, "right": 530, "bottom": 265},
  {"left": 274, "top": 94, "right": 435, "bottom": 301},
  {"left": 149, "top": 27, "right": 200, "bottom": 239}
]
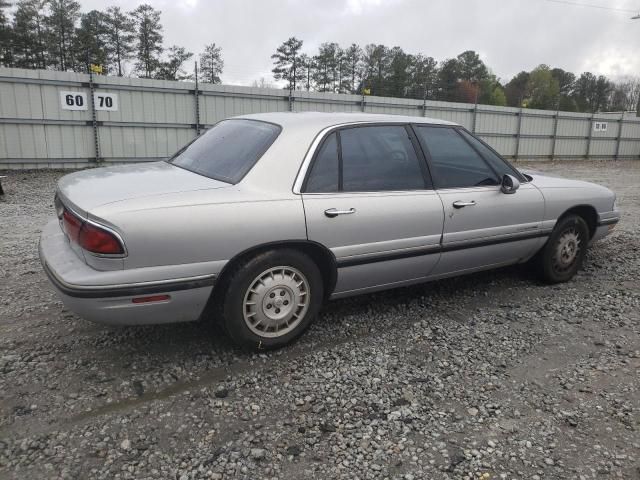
[
  {"left": 538, "top": 214, "right": 589, "bottom": 283},
  {"left": 220, "top": 249, "right": 323, "bottom": 350}
]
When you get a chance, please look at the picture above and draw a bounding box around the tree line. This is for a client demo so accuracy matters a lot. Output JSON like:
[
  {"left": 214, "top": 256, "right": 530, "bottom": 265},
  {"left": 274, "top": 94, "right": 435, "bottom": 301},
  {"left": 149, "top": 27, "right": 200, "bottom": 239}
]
[
  {"left": 0, "top": 0, "right": 223, "bottom": 82},
  {"left": 1, "top": 3, "right": 638, "bottom": 114},
  {"left": 272, "top": 37, "right": 640, "bottom": 114}
]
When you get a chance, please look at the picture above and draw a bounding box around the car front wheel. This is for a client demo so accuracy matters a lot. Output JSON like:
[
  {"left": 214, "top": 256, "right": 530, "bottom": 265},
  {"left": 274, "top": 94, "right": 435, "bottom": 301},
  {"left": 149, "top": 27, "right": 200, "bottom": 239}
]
[
  {"left": 220, "top": 249, "right": 323, "bottom": 350},
  {"left": 538, "top": 214, "right": 590, "bottom": 283}
]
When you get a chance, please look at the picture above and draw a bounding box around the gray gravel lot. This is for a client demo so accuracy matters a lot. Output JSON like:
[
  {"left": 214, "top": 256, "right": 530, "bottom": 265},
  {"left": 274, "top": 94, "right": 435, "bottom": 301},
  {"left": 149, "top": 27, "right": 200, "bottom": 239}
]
[{"left": 0, "top": 161, "right": 639, "bottom": 480}]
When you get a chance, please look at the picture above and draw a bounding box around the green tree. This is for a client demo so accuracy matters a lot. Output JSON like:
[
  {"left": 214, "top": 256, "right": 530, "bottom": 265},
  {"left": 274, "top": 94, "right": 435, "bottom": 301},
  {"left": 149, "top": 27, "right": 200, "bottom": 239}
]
[
  {"left": 551, "top": 67, "right": 576, "bottom": 111},
  {"left": 456, "top": 50, "right": 488, "bottom": 83},
  {"left": 361, "top": 44, "right": 388, "bottom": 96},
  {"left": 45, "top": 0, "right": 81, "bottom": 71},
  {"left": 342, "top": 43, "right": 362, "bottom": 93},
  {"left": 156, "top": 45, "right": 192, "bottom": 80},
  {"left": 104, "top": 6, "right": 135, "bottom": 76},
  {"left": 408, "top": 54, "right": 437, "bottom": 100},
  {"left": 130, "top": 4, "right": 163, "bottom": 78},
  {"left": 526, "top": 65, "right": 559, "bottom": 110},
  {"left": 75, "top": 10, "right": 108, "bottom": 72},
  {"left": 437, "top": 58, "right": 459, "bottom": 101},
  {"left": 11, "top": 0, "right": 48, "bottom": 69},
  {"left": 572, "top": 72, "right": 612, "bottom": 112},
  {"left": 297, "top": 53, "right": 313, "bottom": 91},
  {"left": 271, "top": 36, "right": 303, "bottom": 90},
  {"left": 504, "top": 71, "right": 529, "bottom": 107},
  {"left": 0, "top": 0, "right": 13, "bottom": 66},
  {"left": 487, "top": 85, "right": 507, "bottom": 106},
  {"left": 313, "top": 42, "right": 340, "bottom": 92},
  {"left": 199, "top": 42, "right": 223, "bottom": 83},
  {"left": 551, "top": 68, "right": 575, "bottom": 96},
  {"left": 386, "top": 46, "right": 411, "bottom": 98}
]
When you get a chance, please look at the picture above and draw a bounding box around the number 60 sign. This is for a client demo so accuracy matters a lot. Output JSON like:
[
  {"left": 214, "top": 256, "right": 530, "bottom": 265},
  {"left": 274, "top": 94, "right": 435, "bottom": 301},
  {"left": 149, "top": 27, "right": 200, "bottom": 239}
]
[{"left": 60, "top": 91, "right": 119, "bottom": 111}]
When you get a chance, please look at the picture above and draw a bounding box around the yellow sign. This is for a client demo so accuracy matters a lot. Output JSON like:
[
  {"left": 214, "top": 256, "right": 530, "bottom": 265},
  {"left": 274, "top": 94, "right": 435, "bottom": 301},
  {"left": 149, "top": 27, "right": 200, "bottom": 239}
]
[
  {"left": 90, "top": 64, "right": 103, "bottom": 74},
  {"left": 363, "top": 87, "right": 371, "bottom": 95}
]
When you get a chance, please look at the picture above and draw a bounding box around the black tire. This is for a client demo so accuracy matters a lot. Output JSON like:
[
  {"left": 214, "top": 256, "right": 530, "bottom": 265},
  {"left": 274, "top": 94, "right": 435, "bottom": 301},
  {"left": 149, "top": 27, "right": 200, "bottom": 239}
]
[
  {"left": 537, "top": 214, "right": 590, "bottom": 284},
  {"left": 219, "top": 249, "right": 324, "bottom": 350}
]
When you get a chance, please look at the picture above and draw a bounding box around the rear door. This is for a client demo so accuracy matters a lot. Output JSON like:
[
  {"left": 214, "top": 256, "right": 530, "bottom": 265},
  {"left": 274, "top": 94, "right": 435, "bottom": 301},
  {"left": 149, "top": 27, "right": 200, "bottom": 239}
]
[
  {"left": 413, "top": 125, "right": 545, "bottom": 275},
  {"left": 301, "top": 124, "right": 444, "bottom": 295}
]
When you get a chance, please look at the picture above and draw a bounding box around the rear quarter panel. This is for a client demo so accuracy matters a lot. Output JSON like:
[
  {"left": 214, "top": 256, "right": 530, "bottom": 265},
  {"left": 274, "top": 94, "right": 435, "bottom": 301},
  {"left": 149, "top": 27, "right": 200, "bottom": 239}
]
[{"left": 91, "top": 188, "right": 307, "bottom": 271}]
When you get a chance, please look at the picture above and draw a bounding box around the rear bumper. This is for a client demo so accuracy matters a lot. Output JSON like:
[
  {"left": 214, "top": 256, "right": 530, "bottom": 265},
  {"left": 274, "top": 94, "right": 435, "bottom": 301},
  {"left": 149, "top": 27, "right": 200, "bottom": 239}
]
[{"left": 39, "top": 219, "right": 215, "bottom": 325}]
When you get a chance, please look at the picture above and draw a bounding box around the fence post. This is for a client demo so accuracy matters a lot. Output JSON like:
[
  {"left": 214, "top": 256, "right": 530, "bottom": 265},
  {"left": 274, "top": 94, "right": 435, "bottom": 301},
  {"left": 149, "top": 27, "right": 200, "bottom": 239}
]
[
  {"left": 586, "top": 114, "right": 594, "bottom": 159},
  {"left": 422, "top": 84, "right": 427, "bottom": 117},
  {"left": 87, "top": 66, "right": 101, "bottom": 163},
  {"left": 614, "top": 113, "right": 624, "bottom": 160},
  {"left": 550, "top": 108, "right": 560, "bottom": 160},
  {"left": 194, "top": 61, "right": 201, "bottom": 136},
  {"left": 514, "top": 108, "right": 523, "bottom": 160},
  {"left": 288, "top": 86, "right": 294, "bottom": 112},
  {"left": 472, "top": 103, "right": 478, "bottom": 133}
]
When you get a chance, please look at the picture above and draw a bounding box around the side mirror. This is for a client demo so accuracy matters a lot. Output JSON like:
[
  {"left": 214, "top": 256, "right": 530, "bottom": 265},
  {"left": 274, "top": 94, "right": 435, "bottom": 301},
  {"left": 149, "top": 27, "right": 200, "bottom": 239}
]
[{"left": 501, "top": 174, "right": 520, "bottom": 194}]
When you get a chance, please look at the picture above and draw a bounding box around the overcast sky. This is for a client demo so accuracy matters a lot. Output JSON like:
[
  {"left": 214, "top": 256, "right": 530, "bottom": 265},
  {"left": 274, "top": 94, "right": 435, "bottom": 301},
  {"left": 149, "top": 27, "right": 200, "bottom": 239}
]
[{"left": 80, "top": 0, "right": 640, "bottom": 85}]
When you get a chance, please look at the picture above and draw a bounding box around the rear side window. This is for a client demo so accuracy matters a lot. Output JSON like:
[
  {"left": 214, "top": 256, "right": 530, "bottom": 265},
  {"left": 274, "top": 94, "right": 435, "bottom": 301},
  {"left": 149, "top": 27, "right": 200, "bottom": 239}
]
[
  {"left": 170, "top": 119, "right": 281, "bottom": 184},
  {"left": 458, "top": 130, "right": 522, "bottom": 180},
  {"left": 306, "top": 133, "right": 339, "bottom": 192},
  {"left": 414, "top": 126, "right": 499, "bottom": 189},
  {"left": 340, "top": 126, "right": 426, "bottom": 191}
]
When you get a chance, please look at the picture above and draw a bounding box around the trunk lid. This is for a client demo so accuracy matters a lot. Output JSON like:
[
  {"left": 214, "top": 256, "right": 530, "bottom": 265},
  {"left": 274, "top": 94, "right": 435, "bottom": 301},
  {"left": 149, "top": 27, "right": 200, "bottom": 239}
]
[{"left": 57, "top": 161, "right": 230, "bottom": 213}]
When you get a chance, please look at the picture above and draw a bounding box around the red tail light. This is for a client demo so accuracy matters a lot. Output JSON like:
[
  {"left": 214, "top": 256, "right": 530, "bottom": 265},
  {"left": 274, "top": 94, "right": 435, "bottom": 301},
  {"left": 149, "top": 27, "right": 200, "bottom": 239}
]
[
  {"left": 78, "top": 222, "right": 125, "bottom": 255},
  {"left": 62, "top": 208, "right": 125, "bottom": 255},
  {"left": 62, "top": 209, "right": 82, "bottom": 242}
]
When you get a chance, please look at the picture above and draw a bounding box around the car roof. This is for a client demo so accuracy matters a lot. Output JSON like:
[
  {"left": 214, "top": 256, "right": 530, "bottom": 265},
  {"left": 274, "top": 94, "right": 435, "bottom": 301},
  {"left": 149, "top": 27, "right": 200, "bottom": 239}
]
[{"left": 234, "top": 111, "right": 459, "bottom": 131}]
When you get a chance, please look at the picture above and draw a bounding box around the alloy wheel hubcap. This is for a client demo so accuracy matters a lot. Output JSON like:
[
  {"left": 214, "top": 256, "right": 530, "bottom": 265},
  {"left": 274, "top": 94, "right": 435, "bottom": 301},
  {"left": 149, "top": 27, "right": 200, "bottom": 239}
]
[
  {"left": 553, "top": 228, "right": 581, "bottom": 272},
  {"left": 243, "top": 266, "right": 310, "bottom": 338}
]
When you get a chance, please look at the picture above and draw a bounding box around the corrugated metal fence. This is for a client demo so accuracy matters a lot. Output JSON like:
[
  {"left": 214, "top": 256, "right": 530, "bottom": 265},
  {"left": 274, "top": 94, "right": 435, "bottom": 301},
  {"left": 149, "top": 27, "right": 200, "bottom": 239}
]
[{"left": 1, "top": 67, "right": 639, "bottom": 169}]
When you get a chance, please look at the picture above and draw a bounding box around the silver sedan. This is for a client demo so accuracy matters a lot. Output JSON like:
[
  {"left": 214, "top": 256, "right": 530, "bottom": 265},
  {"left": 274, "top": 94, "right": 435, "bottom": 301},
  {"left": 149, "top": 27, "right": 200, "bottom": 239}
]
[{"left": 39, "top": 112, "right": 620, "bottom": 349}]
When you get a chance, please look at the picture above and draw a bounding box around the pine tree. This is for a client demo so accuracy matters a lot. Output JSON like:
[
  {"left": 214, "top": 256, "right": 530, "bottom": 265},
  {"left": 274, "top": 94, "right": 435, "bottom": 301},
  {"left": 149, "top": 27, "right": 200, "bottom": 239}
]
[
  {"left": 271, "top": 36, "right": 303, "bottom": 90},
  {"left": 45, "top": 0, "right": 80, "bottom": 71},
  {"left": 75, "top": 10, "right": 108, "bottom": 72},
  {"left": 11, "top": 0, "right": 48, "bottom": 69},
  {"left": 342, "top": 43, "right": 362, "bottom": 94},
  {"left": 0, "top": 0, "right": 13, "bottom": 66},
  {"left": 156, "top": 45, "right": 192, "bottom": 80},
  {"left": 130, "top": 4, "right": 163, "bottom": 78},
  {"left": 199, "top": 42, "right": 223, "bottom": 83},
  {"left": 104, "top": 6, "right": 135, "bottom": 77},
  {"left": 408, "top": 54, "right": 437, "bottom": 100}
]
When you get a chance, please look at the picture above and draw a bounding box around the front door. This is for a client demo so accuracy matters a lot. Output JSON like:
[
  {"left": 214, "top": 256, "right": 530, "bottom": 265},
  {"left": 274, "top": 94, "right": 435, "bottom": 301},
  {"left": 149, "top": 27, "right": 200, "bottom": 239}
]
[
  {"left": 301, "top": 125, "right": 444, "bottom": 295},
  {"left": 413, "top": 125, "right": 545, "bottom": 275}
]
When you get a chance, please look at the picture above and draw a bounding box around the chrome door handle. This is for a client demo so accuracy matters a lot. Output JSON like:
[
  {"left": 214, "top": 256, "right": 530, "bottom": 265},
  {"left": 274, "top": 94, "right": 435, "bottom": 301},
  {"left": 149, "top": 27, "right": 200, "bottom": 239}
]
[
  {"left": 452, "top": 200, "right": 476, "bottom": 209},
  {"left": 324, "top": 208, "right": 356, "bottom": 218}
]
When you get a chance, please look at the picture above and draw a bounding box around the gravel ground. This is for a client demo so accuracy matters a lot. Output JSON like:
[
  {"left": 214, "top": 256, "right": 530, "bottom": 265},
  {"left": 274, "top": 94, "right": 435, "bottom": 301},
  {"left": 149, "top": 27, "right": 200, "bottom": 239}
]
[{"left": 0, "top": 161, "right": 639, "bottom": 480}]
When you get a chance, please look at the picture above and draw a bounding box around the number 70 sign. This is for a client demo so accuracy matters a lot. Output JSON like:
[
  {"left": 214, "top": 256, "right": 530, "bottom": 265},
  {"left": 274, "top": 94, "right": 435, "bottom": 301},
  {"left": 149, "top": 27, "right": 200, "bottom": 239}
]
[{"left": 60, "top": 91, "right": 119, "bottom": 111}]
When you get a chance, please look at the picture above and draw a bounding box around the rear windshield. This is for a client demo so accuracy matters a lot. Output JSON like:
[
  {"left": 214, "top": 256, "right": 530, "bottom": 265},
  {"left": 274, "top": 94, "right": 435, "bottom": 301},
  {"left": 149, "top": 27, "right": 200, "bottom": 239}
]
[{"left": 169, "top": 119, "right": 281, "bottom": 184}]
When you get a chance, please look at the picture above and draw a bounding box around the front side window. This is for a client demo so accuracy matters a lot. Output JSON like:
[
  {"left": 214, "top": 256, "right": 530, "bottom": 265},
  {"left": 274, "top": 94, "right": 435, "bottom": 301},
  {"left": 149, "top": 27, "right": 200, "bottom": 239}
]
[
  {"left": 170, "top": 119, "right": 281, "bottom": 184},
  {"left": 339, "top": 126, "right": 426, "bottom": 192},
  {"left": 458, "top": 130, "right": 523, "bottom": 181},
  {"left": 414, "top": 126, "right": 499, "bottom": 189}
]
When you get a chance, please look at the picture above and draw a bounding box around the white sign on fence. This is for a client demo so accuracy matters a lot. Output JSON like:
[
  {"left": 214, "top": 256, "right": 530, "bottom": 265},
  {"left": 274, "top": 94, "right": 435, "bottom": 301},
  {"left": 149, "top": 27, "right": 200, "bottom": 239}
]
[
  {"left": 94, "top": 92, "right": 118, "bottom": 111},
  {"left": 593, "top": 122, "right": 608, "bottom": 132},
  {"left": 60, "top": 91, "right": 88, "bottom": 110},
  {"left": 59, "top": 91, "right": 119, "bottom": 111}
]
